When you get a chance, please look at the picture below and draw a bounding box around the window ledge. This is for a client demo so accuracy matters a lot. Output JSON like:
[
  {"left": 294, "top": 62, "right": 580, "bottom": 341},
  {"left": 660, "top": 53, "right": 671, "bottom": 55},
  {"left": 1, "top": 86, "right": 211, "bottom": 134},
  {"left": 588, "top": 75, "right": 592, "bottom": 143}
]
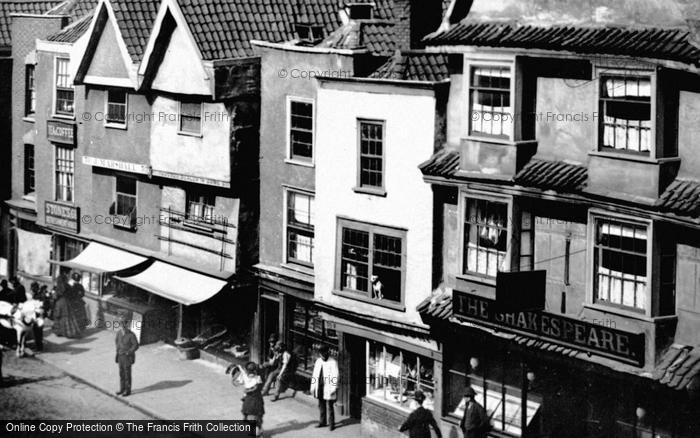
[
  {"left": 352, "top": 186, "right": 387, "bottom": 197},
  {"left": 284, "top": 158, "right": 315, "bottom": 168},
  {"left": 588, "top": 150, "right": 681, "bottom": 165},
  {"left": 52, "top": 114, "right": 75, "bottom": 121},
  {"left": 332, "top": 289, "right": 405, "bottom": 312},
  {"left": 105, "top": 122, "right": 128, "bottom": 130},
  {"left": 177, "top": 130, "right": 203, "bottom": 138},
  {"left": 280, "top": 262, "right": 314, "bottom": 276},
  {"left": 583, "top": 303, "right": 677, "bottom": 323},
  {"left": 456, "top": 272, "right": 497, "bottom": 287},
  {"left": 23, "top": 116, "right": 36, "bottom": 123}
]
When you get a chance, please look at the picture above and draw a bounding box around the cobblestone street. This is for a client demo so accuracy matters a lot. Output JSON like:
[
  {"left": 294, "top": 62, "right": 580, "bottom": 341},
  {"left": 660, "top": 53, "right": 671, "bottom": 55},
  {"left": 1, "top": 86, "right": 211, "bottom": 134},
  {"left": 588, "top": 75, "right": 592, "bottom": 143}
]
[{"left": 1, "top": 352, "right": 152, "bottom": 420}]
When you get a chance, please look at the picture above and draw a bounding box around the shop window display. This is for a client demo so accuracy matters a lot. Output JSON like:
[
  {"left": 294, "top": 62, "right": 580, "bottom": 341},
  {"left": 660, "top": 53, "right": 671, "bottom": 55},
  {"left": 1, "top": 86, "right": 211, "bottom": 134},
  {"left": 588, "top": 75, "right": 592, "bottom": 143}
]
[{"left": 367, "top": 341, "right": 435, "bottom": 411}]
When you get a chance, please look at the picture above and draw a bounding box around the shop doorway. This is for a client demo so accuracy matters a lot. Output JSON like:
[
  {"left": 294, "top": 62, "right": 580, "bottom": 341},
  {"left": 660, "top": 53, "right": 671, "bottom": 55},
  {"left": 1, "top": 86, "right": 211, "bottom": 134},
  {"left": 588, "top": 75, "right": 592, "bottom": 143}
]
[
  {"left": 346, "top": 335, "right": 366, "bottom": 419},
  {"left": 260, "top": 297, "right": 280, "bottom": 360}
]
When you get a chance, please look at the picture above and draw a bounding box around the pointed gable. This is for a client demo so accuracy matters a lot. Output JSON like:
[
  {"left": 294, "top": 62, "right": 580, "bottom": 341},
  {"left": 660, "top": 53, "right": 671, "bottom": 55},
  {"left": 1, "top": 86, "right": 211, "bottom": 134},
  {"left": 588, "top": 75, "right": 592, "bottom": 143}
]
[{"left": 84, "top": 8, "right": 130, "bottom": 81}]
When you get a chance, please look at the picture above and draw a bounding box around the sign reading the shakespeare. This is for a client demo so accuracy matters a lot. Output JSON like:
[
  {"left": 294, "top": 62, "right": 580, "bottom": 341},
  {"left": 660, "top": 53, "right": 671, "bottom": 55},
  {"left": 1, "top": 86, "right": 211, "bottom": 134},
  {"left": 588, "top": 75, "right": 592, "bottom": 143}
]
[
  {"left": 47, "top": 120, "right": 76, "bottom": 145},
  {"left": 453, "top": 290, "right": 645, "bottom": 366},
  {"left": 45, "top": 201, "right": 80, "bottom": 233}
]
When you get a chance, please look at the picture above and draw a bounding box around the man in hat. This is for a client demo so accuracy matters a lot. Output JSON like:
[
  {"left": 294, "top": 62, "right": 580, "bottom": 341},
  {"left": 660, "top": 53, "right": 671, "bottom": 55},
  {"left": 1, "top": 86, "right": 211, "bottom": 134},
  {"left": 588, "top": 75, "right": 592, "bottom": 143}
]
[
  {"left": 115, "top": 313, "right": 139, "bottom": 396},
  {"left": 460, "top": 387, "right": 489, "bottom": 438},
  {"left": 310, "top": 344, "right": 339, "bottom": 431},
  {"left": 399, "top": 390, "right": 442, "bottom": 438}
]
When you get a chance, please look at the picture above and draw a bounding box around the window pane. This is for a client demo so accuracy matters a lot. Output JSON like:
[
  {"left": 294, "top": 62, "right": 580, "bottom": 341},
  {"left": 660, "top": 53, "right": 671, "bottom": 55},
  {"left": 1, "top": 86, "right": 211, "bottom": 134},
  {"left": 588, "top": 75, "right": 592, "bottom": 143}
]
[
  {"left": 600, "top": 77, "right": 651, "bottom": 154},
  {"left": 372, "top": 234, "right": 402, "bottom": 302},
  {"left": 469, "top": 67, "right": 511, "bottom": 138},
  {"left": 464, "top": 198, "right": 508, "bottom": 276},
  {"left": 180, "top": 102, "right": 201, "bottom": 133},
  {"left": 107, "top": 89, "right": 127, "bottom": 124},
  {"left": 341, "top": 228, "right": 369, "bottom": 293},
  {"left": 359, "top": 121, "right": 384, "bottom": 189}
]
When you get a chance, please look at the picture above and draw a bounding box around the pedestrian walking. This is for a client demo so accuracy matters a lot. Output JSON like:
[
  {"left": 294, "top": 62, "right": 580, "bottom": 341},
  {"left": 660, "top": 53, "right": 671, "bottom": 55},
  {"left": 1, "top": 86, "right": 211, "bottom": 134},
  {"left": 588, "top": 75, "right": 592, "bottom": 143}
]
[
  {"left": 399, "top": 390, "right": 442, "bottom": 438},
  {"left": 115, "top": 313, "right": 139, "bottom": 397},
  {"left": 28, "top": 282, "right": 44, "bottom": 351},
  {"left": 52, "top": 275, "right": 81, "bottom": 338},
  {"left": 0, "top": 279, "right": 10, "bottom": 302},
  {"left": 310, "top": 344, "right": 339, "bottom": 431},
  {"left": 68, "top": 272, "right": 89, "bottom": 330},
  {"left": 269, "top": 342, "right": 298, "bottom": 401},
  {"left": 459, "top": 387, "right": 489, "bottom": 438},
  {"left": 261, "top": 341, "right": 282, "bottom": 396},
  {"left": 233, "top": 361, "right": 265, "bottom": 437}
]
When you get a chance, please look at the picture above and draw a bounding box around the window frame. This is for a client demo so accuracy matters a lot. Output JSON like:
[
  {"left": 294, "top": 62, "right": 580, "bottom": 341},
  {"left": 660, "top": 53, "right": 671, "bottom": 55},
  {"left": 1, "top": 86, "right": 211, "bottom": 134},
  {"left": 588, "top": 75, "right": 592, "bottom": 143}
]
[
  {"left": 285, "top": 96, "right": 315, "bottom": 166},
  {"left": 333, "top": 217, "right": 407, "bottom": 311},
  {"left": 186, "top": 190, "right": 216, "bottom": 225},
  {"left": 25, "top": 64, "right": 36, "bottom": 116},
  {"left": 105, "top": 88, "right": 129, "bottom": 128},
  {"left": 53, "top": 57, "right": 74, "bottom": 118},
  {"left": 354, "top": 118, "right": 387, "bottom": 196},
  {"left": 587, "top": 210, "right": 653, "bottom": 317},
  {"left": 465, "top": 58, "right": 515, "bottom": 142},
  {"left": 178, "top": 100, "right": 203, "bottom": 136},
  {"left": 24, "top": 144, "right": 35, "bottom": 195},
  {"left": 54, "top": 145, "right": 74, "bottom": 203},
  {"left": 113, "top": 175, "right": 138, "bottom": 230},
  {"left": 283, "top": 187, "right": 315, "bottom": 269},
  {"left": 459, "top": 191, "right": 514, "bottom": 284},
  {"left": 594, "top": 67, "right": 657, "bottom": 160}
]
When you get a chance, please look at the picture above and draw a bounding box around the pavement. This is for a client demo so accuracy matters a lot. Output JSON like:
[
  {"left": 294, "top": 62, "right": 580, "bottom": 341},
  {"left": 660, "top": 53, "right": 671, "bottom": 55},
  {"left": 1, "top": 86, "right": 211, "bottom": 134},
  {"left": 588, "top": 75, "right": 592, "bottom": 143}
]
[{"left": 26, "top": 326, "right": 361, "bottom": 437}]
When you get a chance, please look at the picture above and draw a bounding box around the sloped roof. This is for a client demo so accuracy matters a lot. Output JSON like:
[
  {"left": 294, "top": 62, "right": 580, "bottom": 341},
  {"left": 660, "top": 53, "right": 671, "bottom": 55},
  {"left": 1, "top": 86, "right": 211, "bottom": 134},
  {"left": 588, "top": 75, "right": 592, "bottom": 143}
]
[
  {"left": 177, "top": 0, "right": 344, "bottom": 60},
  {"left": 316, "top": 20, "right": 397, "bottom": 56},
  {"left": 46, "top": 12, "right": 90, "bottom": 42},
  {"left": 425, "top": 21, "right": 700, "bottom": 66},
  {"left": 652, "top": 344, "right": 700, "bottom": 391},
  {"left": 110, "top": 0, "right": 159, "bottom": 62},
  {"left": 370, "top": 50, "right": 449, "bottom": 81},
  {"left": 656, "top": 178, "right": 700, "bottom": 219},
  {"left": 514, "top": 159, "right": 588, "bottom": 192},
  {"left": 419, "top": 148, "right": 460, "bottom": 179},
  {"left": 0, "top": 0, "right": 61, "bottom": 47},
  {"left": 46, "top": 0, "right": 96, "bottom": 18}
]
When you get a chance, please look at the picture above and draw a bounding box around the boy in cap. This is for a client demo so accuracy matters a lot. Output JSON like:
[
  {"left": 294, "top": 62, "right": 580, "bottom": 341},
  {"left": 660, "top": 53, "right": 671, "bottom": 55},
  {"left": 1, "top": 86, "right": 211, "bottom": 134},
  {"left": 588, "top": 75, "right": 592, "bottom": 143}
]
[
  {"left": 399, "top": 390, "right": 442, "bottom": 438},
  {"left": 115, "top": 312, "right": 139, "bottom": 396}
]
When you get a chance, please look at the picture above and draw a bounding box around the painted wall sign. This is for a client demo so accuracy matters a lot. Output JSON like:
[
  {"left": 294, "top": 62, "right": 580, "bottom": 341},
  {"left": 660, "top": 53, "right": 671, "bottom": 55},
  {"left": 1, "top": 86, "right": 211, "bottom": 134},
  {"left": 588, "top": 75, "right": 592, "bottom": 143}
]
[
  {"left": 453, "top": 290, "right": 645, "bottom": 366},
  {"left": 44, "top": 201, "right": 80, "bottom": 233},
  {"left": 151, "top": 169, "right": 231, "bottom": 188},
  {"left": 82, "top": 156, "right": 151, "bottom": 175},
  {"left": 47, "top": 120, "right": 76, "bottom": 145}
]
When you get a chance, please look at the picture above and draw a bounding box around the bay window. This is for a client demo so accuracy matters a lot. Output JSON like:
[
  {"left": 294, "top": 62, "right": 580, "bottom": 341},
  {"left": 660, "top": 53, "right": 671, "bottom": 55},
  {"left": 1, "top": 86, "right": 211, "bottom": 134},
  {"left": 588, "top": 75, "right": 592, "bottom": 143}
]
[
  {"left": 336, "top": 219, "right": 405, "bottom": 306},
  {"left": 599, "top": 76, "right": 651, "bottom": 155},
  {"left": 593, "top": 218, "right": 649, "bottom": 312},
  {"left": 367, "top": 341, "right": 435, "bottom": 412},
  {"left": 469, "top": 66, "right": 512, "bottom": 139}
]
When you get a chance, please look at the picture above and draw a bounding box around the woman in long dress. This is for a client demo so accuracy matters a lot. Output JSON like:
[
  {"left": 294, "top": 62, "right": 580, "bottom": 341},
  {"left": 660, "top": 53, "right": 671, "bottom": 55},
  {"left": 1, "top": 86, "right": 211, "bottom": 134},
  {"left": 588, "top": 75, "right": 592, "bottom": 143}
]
[
  {"left": 52, "top": 274, "right": 82, "bottom": 338},
  {"left": 68, "top": 272, "right": 89, "bottom": 330}
]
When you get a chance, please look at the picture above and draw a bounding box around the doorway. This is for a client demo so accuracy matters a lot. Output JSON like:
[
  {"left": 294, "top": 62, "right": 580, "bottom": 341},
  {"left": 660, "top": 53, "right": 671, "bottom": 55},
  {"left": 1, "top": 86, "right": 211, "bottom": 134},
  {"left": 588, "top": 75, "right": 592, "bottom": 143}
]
[
  {"left": 346, "top": 335, "right": 366, "bottom": 419},
  {"left": 260, "top": 296, "right": 280, "bottom": 360}
]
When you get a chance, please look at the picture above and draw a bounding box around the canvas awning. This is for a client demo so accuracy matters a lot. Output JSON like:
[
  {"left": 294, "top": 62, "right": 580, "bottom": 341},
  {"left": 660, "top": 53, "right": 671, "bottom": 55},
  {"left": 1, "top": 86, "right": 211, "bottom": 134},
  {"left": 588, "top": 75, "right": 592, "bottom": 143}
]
[
  {"left": 115, "top": 261, "right": 227, "bottom": 306},
  {"left": 51, "top": 242, "right": 148, "bottom": 273}
]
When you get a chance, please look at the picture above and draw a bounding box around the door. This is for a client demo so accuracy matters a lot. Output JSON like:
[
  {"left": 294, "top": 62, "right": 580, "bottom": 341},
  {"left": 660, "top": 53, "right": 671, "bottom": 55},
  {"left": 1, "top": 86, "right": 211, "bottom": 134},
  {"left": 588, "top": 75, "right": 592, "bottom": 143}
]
[
  {"left": 260, "top": 296, "right": 280, "bottom": 360},
  {"left": 346, "top": 335, "right": 366, "bottom": 418}
]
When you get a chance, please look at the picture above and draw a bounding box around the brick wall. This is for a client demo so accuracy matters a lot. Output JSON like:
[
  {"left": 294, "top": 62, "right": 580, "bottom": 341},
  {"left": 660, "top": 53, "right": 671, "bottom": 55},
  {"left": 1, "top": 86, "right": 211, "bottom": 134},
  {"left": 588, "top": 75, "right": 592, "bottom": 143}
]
[
  {"left": 391, "top": 0, "right": 445, "bottom": 50},
  {"left": 361, "top": 397, "right": 408, "bottom": 438}
]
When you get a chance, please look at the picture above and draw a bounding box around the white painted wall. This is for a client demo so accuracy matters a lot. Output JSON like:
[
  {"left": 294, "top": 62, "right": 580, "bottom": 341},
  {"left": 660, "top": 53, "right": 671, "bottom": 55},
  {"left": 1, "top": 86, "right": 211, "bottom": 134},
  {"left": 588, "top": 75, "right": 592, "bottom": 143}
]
[
  {"left": 150, "top": 96, "right": 231, "bottom": 184},
  {"left": 315, "top": 84, "right": 435, "bottom": 326},
  {"left": 150, "top": 23, "right": 210, "bottom": 96}
]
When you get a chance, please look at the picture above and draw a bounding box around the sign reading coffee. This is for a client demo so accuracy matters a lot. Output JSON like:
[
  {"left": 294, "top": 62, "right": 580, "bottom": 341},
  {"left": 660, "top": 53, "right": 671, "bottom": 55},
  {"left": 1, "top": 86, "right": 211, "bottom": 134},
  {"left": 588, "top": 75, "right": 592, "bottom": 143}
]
[
  {"left": 45, "top": 201, "right": 80, "bottom": 233},
  {"left": 453, "top": 291, "right": 645, "bottom": 366},
  {"left": 47, "top": 120, "right": 76, "bottom": 145}
]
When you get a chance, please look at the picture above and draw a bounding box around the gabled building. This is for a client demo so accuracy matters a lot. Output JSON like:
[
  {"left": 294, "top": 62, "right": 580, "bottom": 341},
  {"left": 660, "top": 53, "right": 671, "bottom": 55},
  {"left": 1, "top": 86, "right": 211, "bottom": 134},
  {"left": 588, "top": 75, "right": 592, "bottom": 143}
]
[{"left": 417, "top": 0, "right": 700, "bottom": 436}]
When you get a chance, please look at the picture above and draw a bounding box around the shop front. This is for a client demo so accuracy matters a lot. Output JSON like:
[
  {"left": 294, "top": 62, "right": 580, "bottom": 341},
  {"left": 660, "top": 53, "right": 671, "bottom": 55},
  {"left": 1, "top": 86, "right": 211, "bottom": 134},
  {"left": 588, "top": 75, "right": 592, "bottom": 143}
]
[
  {"left": 419, "top": 289, "right": 700, "bottom": 438},
  {"left": 319, "top": 309, "right": 440, "bottom": 438}
]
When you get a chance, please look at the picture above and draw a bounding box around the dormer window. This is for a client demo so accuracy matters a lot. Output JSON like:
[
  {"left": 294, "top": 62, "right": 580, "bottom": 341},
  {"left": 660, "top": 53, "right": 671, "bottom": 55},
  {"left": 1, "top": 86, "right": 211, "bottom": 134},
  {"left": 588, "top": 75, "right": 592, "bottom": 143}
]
[
  {"left": 599, "top": 76, "right": 651, "bottom": 155},
  {"left": 347, "top": 3, "right": 374, "bottom": 20},
  {"left": 295, "top": 24, "right": 325, "bottom": 44},
  {"left": 468, "top": 65, "right": 513, "bottom": 140}
]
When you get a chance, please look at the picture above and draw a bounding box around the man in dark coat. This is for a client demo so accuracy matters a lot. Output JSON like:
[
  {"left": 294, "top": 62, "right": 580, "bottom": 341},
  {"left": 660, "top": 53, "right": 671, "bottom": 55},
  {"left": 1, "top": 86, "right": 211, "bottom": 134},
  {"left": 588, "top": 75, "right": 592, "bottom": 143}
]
[
  {"left": 399, "top": 390, "right": 442, "bottom": 438},
  {"left": 460, "top": 387, "right": 489, "bottom": 438},
  {"left": 0, "top": 279, "right": 11, "bottom": 302},
  {"left": 115, "top": 314, "right": 139, "bottom": 396},
  {"left": 9, "top": 277, "right": 26, "bottom": 305}
]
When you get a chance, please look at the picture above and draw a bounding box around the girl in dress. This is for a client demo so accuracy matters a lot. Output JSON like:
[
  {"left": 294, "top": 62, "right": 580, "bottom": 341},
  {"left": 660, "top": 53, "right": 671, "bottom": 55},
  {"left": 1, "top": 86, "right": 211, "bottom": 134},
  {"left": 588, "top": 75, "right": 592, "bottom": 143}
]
[{"left": 236, "top": 361, "right": 265, "bottom": 437}]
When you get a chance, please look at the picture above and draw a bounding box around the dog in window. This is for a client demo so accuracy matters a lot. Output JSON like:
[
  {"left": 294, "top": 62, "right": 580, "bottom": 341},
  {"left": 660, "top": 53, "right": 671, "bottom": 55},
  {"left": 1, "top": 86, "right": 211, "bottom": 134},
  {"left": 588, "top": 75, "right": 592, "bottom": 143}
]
[{"left": 371, "top": 275, "right": 383, "bottom": 300}]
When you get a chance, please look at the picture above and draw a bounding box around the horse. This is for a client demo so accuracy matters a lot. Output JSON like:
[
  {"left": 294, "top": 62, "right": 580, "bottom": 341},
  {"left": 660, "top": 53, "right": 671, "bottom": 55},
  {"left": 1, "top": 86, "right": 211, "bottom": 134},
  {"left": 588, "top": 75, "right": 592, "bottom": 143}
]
[{"left": 0, "top": 300, "right": 44, "bottom": 357}]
